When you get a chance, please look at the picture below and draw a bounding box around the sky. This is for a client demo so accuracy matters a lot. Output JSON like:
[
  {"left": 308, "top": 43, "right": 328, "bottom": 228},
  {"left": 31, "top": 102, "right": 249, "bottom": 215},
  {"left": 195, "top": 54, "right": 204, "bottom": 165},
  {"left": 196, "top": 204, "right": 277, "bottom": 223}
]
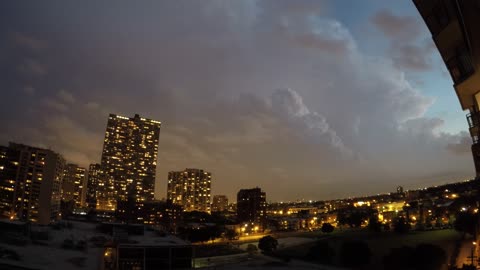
[{"left": 0, "top": 1, "right": 474, "bottom": 202}]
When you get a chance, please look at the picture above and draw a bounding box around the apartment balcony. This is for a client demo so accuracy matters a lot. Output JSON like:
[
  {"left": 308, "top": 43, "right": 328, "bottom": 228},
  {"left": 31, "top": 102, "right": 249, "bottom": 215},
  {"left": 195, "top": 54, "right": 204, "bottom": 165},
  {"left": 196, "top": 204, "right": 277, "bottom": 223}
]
[
  {"left": 467, "top": 112, "right": 480, "bottom": 143},
  {"left": 471, "top": 142, "right": 480, "bottom": 176}
]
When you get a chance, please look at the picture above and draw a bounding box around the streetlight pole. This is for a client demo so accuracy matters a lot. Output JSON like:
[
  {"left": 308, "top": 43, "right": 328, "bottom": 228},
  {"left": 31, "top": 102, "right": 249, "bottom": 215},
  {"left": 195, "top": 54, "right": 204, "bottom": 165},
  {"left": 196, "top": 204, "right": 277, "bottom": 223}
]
[{"left": 470, "top": 242, "right": 477, "bottom": 267}]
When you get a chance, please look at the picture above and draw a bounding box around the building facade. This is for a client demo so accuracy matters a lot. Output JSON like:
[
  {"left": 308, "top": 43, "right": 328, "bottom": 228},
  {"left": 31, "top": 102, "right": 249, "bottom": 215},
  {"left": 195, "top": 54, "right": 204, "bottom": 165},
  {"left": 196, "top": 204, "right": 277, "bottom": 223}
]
[
  {"left": 212, "top": 195, "right": 228, "bottom": 212},
  {"left": 86, "top": 163, "right": 102, "bottom": 209},
  {"left": 0, "top": 146, "right": 19, "bottom": 218},
  {"left": 414, "top": 0, "right": 480, "bottom": 175},
  {"left": 237, "top": 187, "right": 267, "bottom": 227},
  {"left": 167, "top": 169, "right": 211, "bottom": 213},
  {"left": 62, "top": 163, "right": 86, "bottom": 207},
  {"left": 1, "top": 143, "right": 65, "bottom": 224},
  {"left": 99, "top": 114, "right": 161, "bottom": 210},
  {"left": 116, "top": 199, "right": 182, "bottom": 231}
]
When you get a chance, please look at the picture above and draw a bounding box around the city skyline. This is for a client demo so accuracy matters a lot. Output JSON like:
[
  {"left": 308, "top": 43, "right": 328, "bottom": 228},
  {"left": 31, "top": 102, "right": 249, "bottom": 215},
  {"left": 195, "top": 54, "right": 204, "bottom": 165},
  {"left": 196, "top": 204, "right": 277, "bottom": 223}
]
[{"left": 0, "top": 1, "right": 476, "bottom": 201}]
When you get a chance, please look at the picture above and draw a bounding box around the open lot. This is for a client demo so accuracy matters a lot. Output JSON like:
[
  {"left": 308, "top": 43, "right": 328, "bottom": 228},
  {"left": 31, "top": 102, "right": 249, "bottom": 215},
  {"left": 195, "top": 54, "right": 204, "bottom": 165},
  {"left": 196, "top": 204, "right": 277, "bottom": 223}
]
[{"left": 274, "top": 229, "right": 461, "bottom": 270}]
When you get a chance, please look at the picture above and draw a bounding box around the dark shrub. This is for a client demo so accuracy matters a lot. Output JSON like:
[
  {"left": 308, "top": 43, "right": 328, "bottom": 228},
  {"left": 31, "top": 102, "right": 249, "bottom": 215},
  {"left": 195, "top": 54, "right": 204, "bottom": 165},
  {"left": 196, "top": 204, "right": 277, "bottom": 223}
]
[{"left": 339, "top": 240, "right": 371, "bottom": 268}]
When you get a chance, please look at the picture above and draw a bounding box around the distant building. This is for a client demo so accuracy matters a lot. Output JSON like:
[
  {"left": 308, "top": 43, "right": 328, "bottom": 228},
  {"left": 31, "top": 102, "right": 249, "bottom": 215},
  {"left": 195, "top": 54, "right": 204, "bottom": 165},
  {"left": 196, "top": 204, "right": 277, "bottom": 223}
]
[
  {"left": 62, "top": 164, "right": 86, "bottom": 207},
  {"left": 212, "top": 195, "right": 228, "bottom": 212},
  {"left": 0, "top": 146, "right": 19, "bottom": 218},
  {"left": 167, "top": 169, "right": 211, "bottom": 213},
  {"left": 102, "top": 224, "right": 193, "bottom": 270},
  {"left": 116, "top": 199, "right": 182, "bottom": 232},
  {"left": 86, "top": 163, "right": 102, "bottom": 209},
  {"left": 237, "top": 187, "right": 267, "bottom": 227},
  {"left": 0, "top": 143, "right": 65, "bottom": 224},
  {"left": 414, "top": 0, "right": 480, "bottom": 176},
  {"left": 99, "top": 114, "right": 161, "bottom": 210}
]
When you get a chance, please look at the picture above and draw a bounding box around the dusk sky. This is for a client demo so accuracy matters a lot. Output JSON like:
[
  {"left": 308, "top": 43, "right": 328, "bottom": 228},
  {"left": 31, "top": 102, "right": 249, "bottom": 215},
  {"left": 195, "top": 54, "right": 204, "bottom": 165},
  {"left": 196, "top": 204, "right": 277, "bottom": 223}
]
[{"left": 0, "top": 1, "right": 474, "bottom": 202}]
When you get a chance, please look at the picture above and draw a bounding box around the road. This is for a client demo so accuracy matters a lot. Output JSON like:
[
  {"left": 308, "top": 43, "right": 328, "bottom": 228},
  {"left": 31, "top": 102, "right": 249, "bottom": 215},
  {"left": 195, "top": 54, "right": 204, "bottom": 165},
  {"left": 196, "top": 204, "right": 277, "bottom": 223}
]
[{"left": 195, "top": 230, "right": 326, "bottom": 246}]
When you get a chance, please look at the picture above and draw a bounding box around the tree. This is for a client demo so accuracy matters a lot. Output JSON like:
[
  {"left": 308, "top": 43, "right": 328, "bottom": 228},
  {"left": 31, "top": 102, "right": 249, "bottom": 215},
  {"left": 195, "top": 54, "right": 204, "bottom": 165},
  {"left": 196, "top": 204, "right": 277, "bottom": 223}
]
[
  {"left": 348, "top": 211, "right": 365, "bottom": 228},
  {"left": 246, "top": 244, "right": 258, "bottom": 256},
  {"left": 367, "top": 216, "right": 382, "bottom": 232},
  {"left": 413, "top": 244, "right": 446, "bottom": 270},
  {"left": 454, "top": 212, "right": 478, "bottom": 237},
  {"left": 383, "top": 244, "right": 446, "bottom": 270},
  {"left": 383, "top": 246, "right": 415, "bottom": 270},
  {"left": 258, "top": 235, "right": 278, "bottom": 254},
  {"left": 187, "top": 228, "right": 210, "bottom": 243},
  {"left": 205, "top": 225, "right": 223, "bottom": 241},
  {"left": 224, "top": 229, "right": 239, "bottom": 240},
  {"left": 307, "top": 241, "right": 335, "bottom": 264},
  {"left": 393, "top": 217, "right": 410, "bottom": 234},
  {"left": 336, "top": 207, "right": 371, "bottom": 228},
  {"left": 321, "top": 223, "right": 334, "bottom": 233},
  {"left": 339, "top": 240, "right": 371, "bottom": 268}
]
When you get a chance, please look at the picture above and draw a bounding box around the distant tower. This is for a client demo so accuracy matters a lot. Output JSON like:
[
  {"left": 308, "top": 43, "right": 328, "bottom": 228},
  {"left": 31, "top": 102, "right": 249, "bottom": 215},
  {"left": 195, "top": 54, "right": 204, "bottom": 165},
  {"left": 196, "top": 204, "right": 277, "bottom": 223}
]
[
  {"left": 397, "top": 186, "right": 404, "bottom": 194},
  {"left": 0, "top": 145, "right": 19, "bottom": 219},
  {"left": 99, "top": 114, "right": 161, "bottom": 210},
  {"left": 237, "top": 187, "right": 267, "bottom": 228},
  {"left": 3, "top": 143, "right": 65, "bottom": 224},
  {"left": 62, "top": 164, "right": 87, "bottom": 207},
  {"left": 86, "top": 163, "right": 102, "bottom": 209},
  {"left": 212, "top": 195, "right": 228, "bottom": 212},
  {"left": 167, "top": 168, "right": 212, "bottom": 213}
]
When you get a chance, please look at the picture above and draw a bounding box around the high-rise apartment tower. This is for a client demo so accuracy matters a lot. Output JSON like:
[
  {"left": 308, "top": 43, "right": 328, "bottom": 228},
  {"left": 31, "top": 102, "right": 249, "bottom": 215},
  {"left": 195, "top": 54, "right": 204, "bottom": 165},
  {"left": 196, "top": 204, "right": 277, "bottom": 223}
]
[
  {"left": 62, "top": 163, "right": 86, "bottom": 207},
  {"left": 167, "top": 168, "right": 211, "bottom": 213},
  {"left": 99, "top": 114, "right": 161, "bottom": 210},
  {"left": 0, "top": 143, "right": 65, "bottom": 224}
]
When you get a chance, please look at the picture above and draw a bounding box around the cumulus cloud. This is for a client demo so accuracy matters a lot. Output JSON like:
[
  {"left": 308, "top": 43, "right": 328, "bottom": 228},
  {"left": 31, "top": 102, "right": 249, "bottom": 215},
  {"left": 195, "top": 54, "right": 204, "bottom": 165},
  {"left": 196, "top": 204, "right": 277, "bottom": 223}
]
[
  {"left": 57, "top": 89, "right": 75, "bottom": 104},
  {"left": 11, "top": 32, "right": 48, "bottom": 51},
  {"left": 271, "top": 88, "right": 353, "bottom": 157},
  {"left": 371, "top": 10, "right": 420, "bottom": 39},
  {"left": 23, "top": 86, "right": 35, "bottom": 95},
  {"left": 41, "top": 98, "right": 68, "bottom": 112},
  {"left": 446, "top": 132, "right": 472, "bottom": 155},
  {"left": 17, "top": 58, "right": 47, "bottom": 76},
  {"left": 42, "top": 115, "right": 103, "bottom": 166},
  {"left": 371, "top": 9, "right": 433, "bottom": 71}
]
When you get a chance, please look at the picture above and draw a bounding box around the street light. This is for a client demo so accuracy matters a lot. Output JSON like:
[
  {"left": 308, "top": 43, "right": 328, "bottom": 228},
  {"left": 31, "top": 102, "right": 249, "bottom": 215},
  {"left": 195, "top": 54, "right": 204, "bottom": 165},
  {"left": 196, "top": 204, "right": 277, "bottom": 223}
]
[{"left": 470, "top": 241, "right": 477, "bottom": 266}]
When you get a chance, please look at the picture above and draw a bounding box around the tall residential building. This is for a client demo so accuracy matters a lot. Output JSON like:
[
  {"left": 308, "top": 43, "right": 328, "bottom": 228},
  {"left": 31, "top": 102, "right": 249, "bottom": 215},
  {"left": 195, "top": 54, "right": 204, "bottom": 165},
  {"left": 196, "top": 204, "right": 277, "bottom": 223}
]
[
  {"left": 99, "top": 114, "right": 161, "bottom": 210},
  {"left": 86, "top": 163, "right": 102, "bottom": 209},
  {"left": 413, "top": 0, "right": 480, "bottom": 175},
  {"left": 212, "top": 195, "right": 228, "bottom": 212},
  {"left": 2, "top": 143, "right": 65, "bottom": 224},
  {"left": 62, "top": 164, "right": 86, "bottom": 207},
  {"left": 0, "top": 146, "right": 19, "bottom": 218},
  {"left": 237, "top": 187, "right": 267, "bottom": 227},
  {"left": 167, "top": 168, "right": 212, "bottom": 213}
]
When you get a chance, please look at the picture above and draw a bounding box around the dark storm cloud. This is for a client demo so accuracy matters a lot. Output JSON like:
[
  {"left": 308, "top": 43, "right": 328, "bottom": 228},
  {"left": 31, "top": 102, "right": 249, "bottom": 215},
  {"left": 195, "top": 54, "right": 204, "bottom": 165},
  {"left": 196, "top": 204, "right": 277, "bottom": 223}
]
[
  {"left": 0, "top": 1, "right": 473, "bottom": 201},
  {"left": 371, "top": 9, "right": 421, "bottom": 39},
  {"left": 371, "top": 9, "right": 433, "bottom": 71},
  {"left": 446, "top": 132, "right": 473, "bottom": 155},
  {"left": 391, "top": 43, "right": 433, "bottom": 71},
  {"left": 11, "top": 32, "right": 48, "bottom": 51}
]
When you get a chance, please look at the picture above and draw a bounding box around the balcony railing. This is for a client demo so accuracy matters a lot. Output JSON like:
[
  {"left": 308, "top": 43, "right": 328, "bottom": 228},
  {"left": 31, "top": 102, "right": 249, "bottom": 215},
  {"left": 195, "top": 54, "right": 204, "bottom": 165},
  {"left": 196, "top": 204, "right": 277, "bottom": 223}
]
[
  {"left": 467, "top": 112, "right": 480, "bottom": 144},
  {"left": 467, "top": 112, "right": 480, "bottom": 129}
]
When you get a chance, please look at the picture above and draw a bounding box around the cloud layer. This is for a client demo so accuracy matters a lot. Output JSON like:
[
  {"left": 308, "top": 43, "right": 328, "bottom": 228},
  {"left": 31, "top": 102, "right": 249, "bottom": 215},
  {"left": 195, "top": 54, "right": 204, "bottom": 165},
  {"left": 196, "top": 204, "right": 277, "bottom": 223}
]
[{"left": 0, "top": 1, "right": 474, "bottom": 201}]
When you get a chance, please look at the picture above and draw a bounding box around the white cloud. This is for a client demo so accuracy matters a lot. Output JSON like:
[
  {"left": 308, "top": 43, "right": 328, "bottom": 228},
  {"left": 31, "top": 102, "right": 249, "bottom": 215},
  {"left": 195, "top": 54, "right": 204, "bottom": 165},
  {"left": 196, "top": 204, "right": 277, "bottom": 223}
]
[
  {"left": 58, "top": 89, "right": 75, "bottom": 104},
  {"left": 41, "top": 98, "right": 68, "bottom": 112}
]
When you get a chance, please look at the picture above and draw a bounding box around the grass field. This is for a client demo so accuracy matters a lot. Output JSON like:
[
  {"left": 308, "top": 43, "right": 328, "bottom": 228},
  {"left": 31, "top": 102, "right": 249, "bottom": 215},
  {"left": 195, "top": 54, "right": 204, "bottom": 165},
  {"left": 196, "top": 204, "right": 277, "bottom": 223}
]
[{"left": 274, "top": 229, "right": 461, "bottom": 270}]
